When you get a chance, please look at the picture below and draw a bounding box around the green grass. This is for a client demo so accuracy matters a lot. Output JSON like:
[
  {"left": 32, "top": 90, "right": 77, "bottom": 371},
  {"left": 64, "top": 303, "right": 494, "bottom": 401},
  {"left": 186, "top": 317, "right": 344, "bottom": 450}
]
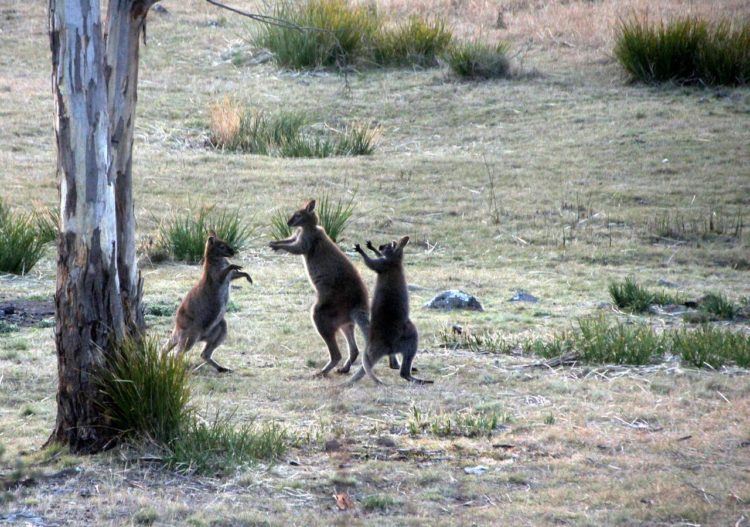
[
  {"left": 253, "top": 0, "right": 451, "bottom": 70},
  {"left": 614, "top": 17, "right": 750, "bottom": 86},
  {"left": 316, "top": 193, "right": 355, "bottom": 243},
  {"left": 253, "top": 0, "right": 380, "bottom": 69},
  {"left": 209, "top": 100, "right": 379, "bottom": 158},
  {"left": 33, "top": 206, "right": 59, "bottom": 245},
  {"left": 445, "top": 40, "right": 511, "bottom": 79},
  {"left": 361, "top": 494, "right": 399, "bottom": 512},
  {"left": 438, "top": 326, "right": 518, "bottom": 354},
  {"left": 269, "top": 208, "right": 293, "bottom": 241},
  {"left": 97, "top": 335, "right": 192, "bottom": 444},
  {"left": 673, "top": 325, "right": 750, "bottom": 368},
  {"left": 609, "top": 277, "right": 682, "bottom": 313},
  {"left": 373, "top": 16, "right": 452, "bottom": 67},
  {"left": 0, "top": 198, "right": 49, "bottom": 275},
  {"left": 407, "top": 406, "right": 507, "bottom": 438},
  {"left": 158, "top": 205, "right": 254, "bottom": 263},
  {"left": 699, "top": 292, "right": 739, "bottom": 320},
  {"left": 165, "top": 413, "right": 290, "bottom": 476},
  {"left": 530, "top": 316, "right": 667, "bottom": 365}
]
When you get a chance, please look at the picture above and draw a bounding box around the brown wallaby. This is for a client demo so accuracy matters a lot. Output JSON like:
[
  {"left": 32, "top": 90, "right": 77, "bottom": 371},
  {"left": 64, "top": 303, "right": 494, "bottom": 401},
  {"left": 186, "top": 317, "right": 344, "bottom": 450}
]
[
  {"left": 345, "top": 236, "right": 432, "bottom": 385},
  {"left": 164, "top": 231, "right": 252, "bottom": 373},
  {"left": 269, "top": 199, "right": 393, "bottom": 376}
]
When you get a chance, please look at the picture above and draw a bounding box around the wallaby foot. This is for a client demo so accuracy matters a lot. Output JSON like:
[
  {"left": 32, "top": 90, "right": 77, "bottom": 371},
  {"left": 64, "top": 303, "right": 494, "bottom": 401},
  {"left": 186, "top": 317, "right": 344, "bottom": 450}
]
[{"left": 313, "top": 359, "right": 340, "bottom": 378}]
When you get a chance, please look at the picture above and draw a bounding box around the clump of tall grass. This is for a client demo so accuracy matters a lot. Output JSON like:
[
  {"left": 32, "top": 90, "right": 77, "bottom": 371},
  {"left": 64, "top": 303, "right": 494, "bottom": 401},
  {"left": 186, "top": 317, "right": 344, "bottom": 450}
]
[
  {"left": 438, "top": 326, "right": 518, "bottom": 354},
  {"left": 97, "top": 335, "right": 192, "bottom": 444},
  {"left": 159, "top": 205, "right": 254, "bottom": 263},
  {"left": 0, "top": 199, "right": 49, "bottom": 275},
  {"left": 254, "top": 0, "right": 380, "bottom": 69},
  {"left": 609, "top": 277, "right": 682, "bottom": 313},
  {"left": 529, "top": 316, "right": 667, "bottom": 365},
  {"left": 208, "top": 100, "right": 378, "bottom": 158},
  {"left": 373, "top": 17, "right": 452, "bottom": 67},
  {"left": 614, "top": 17, "right": 750, "bottom": 86},
  {"left": 98, "top": 335, "right": 291, "bottom": 475},
  {"left": 673, "top": 325, "right": 750, "bottom": 369},
  {"left": 699, "top": 292, "right": 739, "bottom": 320},
  {"left": 165, "top": 414, "right": 289, "bottom": 476},
  {"left": 269, "top": 193, "right": 355, "bottom": 243},
  {"left": 445, "top": 40, "right": 511, "bottom": 79},
  {"left": 253, "top": 0, "right": 451, "bottom": 70}
]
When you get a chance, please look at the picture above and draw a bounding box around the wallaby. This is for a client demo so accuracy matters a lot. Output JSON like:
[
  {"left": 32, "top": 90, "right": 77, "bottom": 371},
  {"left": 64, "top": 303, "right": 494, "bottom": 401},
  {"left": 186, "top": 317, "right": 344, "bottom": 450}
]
[
  {"left": 164, "top": 231, "right": 252, "bottom": 373},
  {"left": 346, "top": 236, "right": 432, "bottom": 385},
  {"left": 269, "top": 199, "right": 396, "bottom": 376}
]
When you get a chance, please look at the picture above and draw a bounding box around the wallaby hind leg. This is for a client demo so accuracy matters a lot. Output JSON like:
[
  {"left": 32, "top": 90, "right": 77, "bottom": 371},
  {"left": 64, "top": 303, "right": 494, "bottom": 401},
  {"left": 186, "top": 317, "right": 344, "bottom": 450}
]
[
  {"left": 337, "top": 323, "right": 359, "bottom": 374},
  {"left": 398, "top": 329, "right": 432, "bottom": 385},
  {"left": 200, "top": 319, "right": 232, "bottom": 373},
  {"left": 312, "top": 305, "right": 342, "bottom": 376}
]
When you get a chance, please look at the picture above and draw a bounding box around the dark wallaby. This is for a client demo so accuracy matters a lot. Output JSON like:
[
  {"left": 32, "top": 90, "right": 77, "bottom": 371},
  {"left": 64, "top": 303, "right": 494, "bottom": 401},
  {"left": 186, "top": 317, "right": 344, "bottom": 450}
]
[
  {"left": 269, "top": 199, "right": 388, "bottom": 376},
  {"left": 164, "top": 231, "right": 252, "bottom": 373},
  {"left": 346, "top": 236, "right": 432, "bottom": 385}
]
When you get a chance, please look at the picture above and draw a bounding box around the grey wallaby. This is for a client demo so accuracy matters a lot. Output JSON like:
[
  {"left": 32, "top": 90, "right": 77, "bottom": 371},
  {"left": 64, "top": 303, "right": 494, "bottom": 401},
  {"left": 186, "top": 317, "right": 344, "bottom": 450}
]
[
  {"left": 164, "top": 231, "right": 252, "bottom": 372},
  {"left": 269, "top": 199, "right": 399, "bottom": 376},
  {"left": 345, "top": 236, "right": 432, "bottom": 385}
]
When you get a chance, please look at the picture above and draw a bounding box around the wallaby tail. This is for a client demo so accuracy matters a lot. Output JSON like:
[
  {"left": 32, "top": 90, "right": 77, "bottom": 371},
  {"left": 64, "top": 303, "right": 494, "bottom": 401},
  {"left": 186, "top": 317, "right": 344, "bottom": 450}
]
[
  {"left": 351, "top": 308, "right": 370, "bottom": 345},
  {"left": 338, "top": 349, "right": 384, "bottom": 388}
]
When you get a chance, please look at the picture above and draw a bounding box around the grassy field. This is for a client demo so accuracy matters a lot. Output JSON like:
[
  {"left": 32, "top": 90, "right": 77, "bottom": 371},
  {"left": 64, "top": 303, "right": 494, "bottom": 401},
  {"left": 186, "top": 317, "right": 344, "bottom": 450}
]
[{"left": 1, "top": 0, "right": 749, "bottom": 525}]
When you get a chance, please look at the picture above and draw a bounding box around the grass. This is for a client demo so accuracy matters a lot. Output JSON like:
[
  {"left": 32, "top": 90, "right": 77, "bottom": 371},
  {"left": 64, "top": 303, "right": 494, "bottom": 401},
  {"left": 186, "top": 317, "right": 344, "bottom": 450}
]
[
  {"left": 438, "top": 326, "right": 518, "bottom": 354},
  {"left": 445, "top": 40, "right": 511, "bottom": 79},
  {"left": 530, "top": 316, "right": 667, "bottom": 365},
  {"left": 0, "top": 198, "right": 49, "bottom": 275},
  {"left": 361, "top": 494, "right": 399, "bottom": 512},
  {"left": 699, "top": 292, "right": 739, "bottom": 320},
  {"left": 158, "top": 205, "right": 254, "bottom": 263},
  {"left": 269, "top": 193, "right": 355, "bottom": 243},
  {"left": 673, "top": 325, "right": 750, "bottom": 369},
  {"left": 407, "top": 406, "right": 507, "bottom": 438},
  {"left": 373, "top": 16, "right": 452, "bottom": 67},
  {"left": 609, "top": 277, "right": 682, "bottom": 313},
  {"left": 614, "top": 16, "right": 750, "bottom": 86},
  {"left": 208, "top": 99, "right": 378, "bottom": 157},
  {"left": 253, "top": 0, "right": 451, "bottom": 69},
  {"left": 2, "top": 0, "right": 750, "bottom": 524},
  {"left": 645, "top": 208, "right": 743, "bottom": 242},
  {"left": 165, "top": 413, "right": 290, "bottom": 476},
  {"left": 97, "top": 335, "right": 192, "bottom": 444}
]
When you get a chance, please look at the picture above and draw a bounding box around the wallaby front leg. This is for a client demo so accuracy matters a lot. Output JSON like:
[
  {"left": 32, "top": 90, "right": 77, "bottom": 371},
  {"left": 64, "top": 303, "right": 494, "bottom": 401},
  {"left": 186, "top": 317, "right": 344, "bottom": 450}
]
[
  {"left": 365, "top": 241, "right": 383, "bottom": 257},
  {"left": 354, "top": 244, "right": 387, "bottom": 272},
  {"left": 231, "top": 271, "right": 253, "bottom": 284}
]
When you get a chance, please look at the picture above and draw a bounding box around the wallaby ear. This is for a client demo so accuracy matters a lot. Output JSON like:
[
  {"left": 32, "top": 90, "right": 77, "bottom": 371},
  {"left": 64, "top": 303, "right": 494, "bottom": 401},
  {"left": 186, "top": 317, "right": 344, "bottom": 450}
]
[
  {"left": 397, "top": 236, "right": 410, "bottom": 249},
  {"left": 207, "top": 229, "right": 217, "bottom": 242},
  {"left": 305, "top": 200, "right": 316, "bottom": 213}
]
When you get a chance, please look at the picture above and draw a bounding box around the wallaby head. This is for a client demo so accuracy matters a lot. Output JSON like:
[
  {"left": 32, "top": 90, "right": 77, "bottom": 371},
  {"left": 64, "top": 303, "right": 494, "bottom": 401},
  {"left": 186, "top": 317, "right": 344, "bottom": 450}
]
[
  {"left": 204, "top": 230, "right": 236, "bottom": 260},
  {"left": 378, "top": 236, "right": 409, "bottom": 266},
  {"left": 287, "top": 200, "right": 318, "bottom": 229}
]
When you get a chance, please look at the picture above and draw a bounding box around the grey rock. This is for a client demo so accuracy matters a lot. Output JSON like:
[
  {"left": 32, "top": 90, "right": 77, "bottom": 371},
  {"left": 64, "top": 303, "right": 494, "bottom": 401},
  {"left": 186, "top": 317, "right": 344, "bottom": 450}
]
[
  {"left": 657, "top": 278, "right": 679, "bottom": 288},
  {"left": 407, "top": 284, "right": 428, "bottom": 292},
  {"left": 463, "top": 465, "right": 489, "bottom": 475},
  {"left": 152, "top": 4, "right": 169, "bottom": 14},
  {"left": 509, "top": 290, "right": 538, "bottom": 303},
  {"left": 424, "top": 290, "right": 483, "bottom": 311}
]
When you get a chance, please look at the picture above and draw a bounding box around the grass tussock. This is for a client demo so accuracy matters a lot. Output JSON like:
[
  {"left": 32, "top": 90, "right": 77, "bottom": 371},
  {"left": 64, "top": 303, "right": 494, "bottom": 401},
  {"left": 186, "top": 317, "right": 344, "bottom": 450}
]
[
  {"left": 407, "top": 406, "right": 508, "bottom": 438},
  {"left": 270, "top": 193, "right": 355, "bottom": 243},
  {"left": 208, "top": 99, "right": 379, "bottom": 157},
  {"left": 699, "top": 292, "right": 739, "bottom": 320},
  {"left": 253, "top": 0, "right": 451, "bottom": 69},
  {"left": 615, "top": 16, "right": 750, "bottom": 86},
  {"left": 445, "top": 40, "right": 511, "bottom": 79},
  {"left": 373, "top": 16, "right": 452, "bottom": 67},
  {"left": 529, "top": 316, "right": 667, "bottom": 365},
  {"left": 97, "top": 335, "right": 192, "bottom": 444},
  {"left": 609, "top": 277, "right": 682, "bottom": 313},
  {"left": 438, "top": 326, "right": 518, "bottom": 354},
  {"left": 98, "top": 335, "right": 290, "bottom": 475},
  {"left": 0, "top": 199, "right": 51, "bottom": 275},
  {"left": 673, "top": 325, "right": 750, "bottom": 368},
  {"left": 165, "top": 413, "right": 289, "bottom": 476},
  {"left": 646, "top": 208, "right": 744, "bottom": 242},
  {"left": 158, "top": 205, "right": 254, "bottom": 263},
  {"left": 361, "top": 494, "right": 399, "bottom": 512}
]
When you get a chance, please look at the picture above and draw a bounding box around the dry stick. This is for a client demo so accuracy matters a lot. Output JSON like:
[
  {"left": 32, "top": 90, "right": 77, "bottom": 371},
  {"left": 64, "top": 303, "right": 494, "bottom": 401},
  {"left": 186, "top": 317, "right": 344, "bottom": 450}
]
[{"left": 203, "top": 0, "right": 352, "bottom": 89}]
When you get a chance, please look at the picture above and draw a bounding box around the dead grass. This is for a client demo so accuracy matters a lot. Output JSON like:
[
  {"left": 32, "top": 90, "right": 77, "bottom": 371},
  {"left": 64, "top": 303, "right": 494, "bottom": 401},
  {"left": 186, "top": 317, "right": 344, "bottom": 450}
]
[{"left": 0, "top": 0, "right": 749, "bottom": 525}]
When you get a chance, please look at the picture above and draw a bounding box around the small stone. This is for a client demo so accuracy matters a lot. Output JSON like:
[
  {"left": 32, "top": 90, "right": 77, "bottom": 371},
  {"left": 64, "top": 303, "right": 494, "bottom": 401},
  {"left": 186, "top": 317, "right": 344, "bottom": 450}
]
[
  {"left": 152, "top": 4, "right": 169, "bottom": 14},
  {"left": 375, "top": 436, "right": 396, "bottom": 448},
  {"left": 407, "top": 284, "right": 427, "bottom": 292},
  {"left": 509, "top": 290, "right": 538, "bottom": 303},
  {"left": 464, "top": 465, "right": 488, "bottom": 475},
  {"left": 324, "top": 439, "right": 342, "bottom": 453},
  {"left": 424, "top": 290, "right": 483, "bottom": 311}
]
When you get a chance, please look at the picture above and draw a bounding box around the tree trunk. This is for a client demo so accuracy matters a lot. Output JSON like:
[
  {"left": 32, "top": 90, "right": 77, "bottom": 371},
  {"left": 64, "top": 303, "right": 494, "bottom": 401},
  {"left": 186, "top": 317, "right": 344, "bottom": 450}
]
[
  {"left": 49, "top": 0, "right": 125, "bottom": 453},
  {"left": 105, "top": 0, "right": 158, "bottom": 334}
]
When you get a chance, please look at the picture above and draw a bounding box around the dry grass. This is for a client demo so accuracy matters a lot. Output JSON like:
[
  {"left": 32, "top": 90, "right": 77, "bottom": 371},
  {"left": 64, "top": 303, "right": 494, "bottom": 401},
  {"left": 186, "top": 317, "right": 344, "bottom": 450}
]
[{"left": 0, "top": 0, "right": 749, "bottom": 525}]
